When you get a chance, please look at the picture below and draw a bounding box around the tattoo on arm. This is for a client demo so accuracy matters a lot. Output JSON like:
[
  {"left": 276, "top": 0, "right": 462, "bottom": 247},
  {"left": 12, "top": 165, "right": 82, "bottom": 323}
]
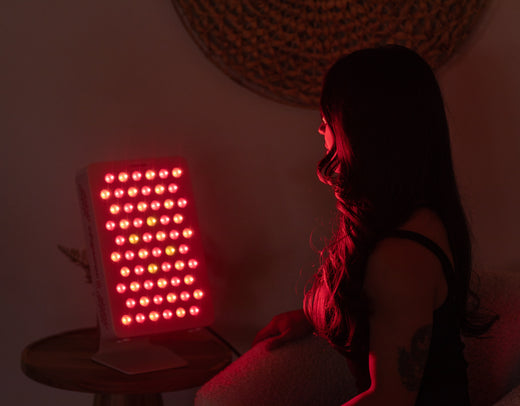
[{"left": 397, "top": 324, "right": 432, "bottom": 391}]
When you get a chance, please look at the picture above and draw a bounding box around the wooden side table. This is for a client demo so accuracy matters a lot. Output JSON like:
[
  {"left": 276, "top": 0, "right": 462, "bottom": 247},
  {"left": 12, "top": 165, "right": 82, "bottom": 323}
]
[{"left": 21, "top": 327, "right": 233, "bottom": 405}]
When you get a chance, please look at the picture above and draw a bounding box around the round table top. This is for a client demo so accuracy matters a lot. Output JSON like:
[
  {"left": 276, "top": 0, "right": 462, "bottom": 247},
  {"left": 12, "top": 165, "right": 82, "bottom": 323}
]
[{"left": 21, "top": 327, "right": 233, "bottom": 394}]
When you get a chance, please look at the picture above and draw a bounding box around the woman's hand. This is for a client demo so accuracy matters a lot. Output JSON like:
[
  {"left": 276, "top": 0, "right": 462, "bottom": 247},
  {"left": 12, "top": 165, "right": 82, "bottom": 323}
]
[{"left": 252, "top": 309, "right": 314, "bottom": 350}]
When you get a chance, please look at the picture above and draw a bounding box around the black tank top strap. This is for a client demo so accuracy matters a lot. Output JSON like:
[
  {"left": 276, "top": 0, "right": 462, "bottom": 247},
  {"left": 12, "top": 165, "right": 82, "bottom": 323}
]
[{"left": 385, "top": 229, "right": 455, "bottom": 284}]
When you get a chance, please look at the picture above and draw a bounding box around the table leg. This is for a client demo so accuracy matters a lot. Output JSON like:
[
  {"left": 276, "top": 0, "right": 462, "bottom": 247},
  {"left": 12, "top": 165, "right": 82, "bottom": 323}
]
[{"left": 93, "top": 393, "right": 163, "bottom": 406}]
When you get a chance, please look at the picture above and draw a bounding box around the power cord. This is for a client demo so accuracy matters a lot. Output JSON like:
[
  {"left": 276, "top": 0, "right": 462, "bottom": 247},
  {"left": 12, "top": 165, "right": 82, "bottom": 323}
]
[{"left": 205, "top": 326, "right": 242, "bottom": 358}]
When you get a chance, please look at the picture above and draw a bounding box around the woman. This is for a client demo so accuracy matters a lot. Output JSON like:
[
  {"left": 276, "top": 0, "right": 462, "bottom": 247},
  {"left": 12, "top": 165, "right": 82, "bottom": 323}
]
[{"left": 253, "top": 45, "right": 496, "bottom": 405}]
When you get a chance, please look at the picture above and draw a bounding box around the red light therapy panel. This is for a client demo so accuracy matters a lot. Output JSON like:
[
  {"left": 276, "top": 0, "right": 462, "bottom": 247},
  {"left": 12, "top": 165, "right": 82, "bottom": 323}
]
[{"left": 77, "top": 157, "right": 213, "bottom": 339}]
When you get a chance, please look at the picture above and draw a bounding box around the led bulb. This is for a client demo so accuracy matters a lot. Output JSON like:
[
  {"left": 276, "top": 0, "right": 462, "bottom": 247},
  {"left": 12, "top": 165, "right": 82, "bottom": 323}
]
[
  {"left": 100, "top": 189, "right": 110, "bottom": 200},
  {"left": 157, "top": 278, "right": 168, "bottom": 288},
  {"left": 155, "top": 184, "right": 165, "bottom": 195},
  {"left": 126, "top": 298, "right": 136, "bottom": 308},
  {"left": 143, "top": 233, "right": 153, "bottom": 243},
  {"left": 115, "top": 235, "right": 125, "bottom": 246},
  {"left": 168, "top": 183, "right": 178, "bottom": 193},
  {"left": 172, "top": 168, "right": 182, "bottom": 178},
  {"left": 180, "top": 291, "right": 190, "bottom": 301},
  {"left": 133, "top": 218, "right": 143, "bottom": 228},
  {"left": 151, "top": 201, "right": 161, "bottom": 211},
  {"left": 110, "top": 204, "right": 120, "bottom": 215},
  {"left": 163, "top": 309, "right": 173, "bottom": 319},
  {"left": 123, "top": 203, "right": 134, "bottom": 213},
  {"left": 141, "top": 186, "right": 151, "bottom": 196},
  {"left": 176, "top": 307, "right": 186, "bottom": 318},
  {"left": 105, "top": 173, "right": 115, "bottom": 183},
  {"left": 171, "top": 277, "right": 181, "bottom": 287},
  {"left": 148, "top": 263, "right": 158, "bottom": 274},
  {"left": 149, "top": 311, "right": 160, "bottom": 321},
  {"left": 177, "top": 198, "right": 187, "bottom": 208},
  {"left": 122, "top": 315, "right": 132, "bottom": 326},
  {"left": 161, "top": 262, "right": 172, "bottom": 272},
  {"left": 124, "top": 250, "right": 135, "bottom": 261},
  {"left": 153, "top": 295, "right": 163, "bottom": 305},
  {"left": 147, "top": 216, "right": 157, "bottom": 227},
  {"left": 182, "top": 228, "right": 193, "bottom": 238},
  {"left": 179, "top": 244, "right": 189, "bottom": 254},
  {"left": 119, "top": 219, "right": 130, "bottom": 229},
  {"left": 164, "top": 199, "right": 174, "bottom": 209},
  {"left": 167, "top": 293, "right": 177, "bottom": 303},
  {"left": 134, "top": 265, "right": 145, "bottom": 275},
  {"left": 173, "top": 214, "right": 183, "bottom": 224},
  {"left": 144, "top": 280, "right": 154, "bottom": 290},
  {"left": 175, "top": 260, "right": 185, "bottom": 271},
  {"left": 137, "top": 202, "right": 148, "bottom": 212},
  {"left": 165, "top": 246, "right": 175, "bottom": 256},
  {"left": 129, "top": 234, "right": 139, "bottom": 244},
  {"left": 120, "top": 267, "right": 130, "bottom": 277},
  {"left": 118, "top": 172, "right": 129, "bottom": 182},
  {"left": 111, "top": 252, "right": 121, "bottom": 262},
  {"left": 106, "top": 221, "right": 116, "bottom": 231},
  {"left": 189, "top": 306, "right": 200, "bottom": 316},
  {"left": 136, "top": 313, "right": 145, "bottom": 323},
  {"left": 193, "top": 289, "right": 204, "bottom": 299},
  {"left": 130, "top": 281, "right": 141, "bottom": 292},
  {"left": 159, "top": 169, "right": 169, "bottom": 179},
  {"left": 116, "top": 283, "right": 126, "bottom": 293},
  {"left": 138, "top": 249, "right": 149, "bottom": 259},
  {"left": 156, "top": 231, "right": 167, "bottom": 241},
  {"left": 152, "top": 247, "right": 162, "bottom": 257},
  {"left": 145, "top": 170, "right": 156, "bottom": 180},
  {"left": 188, "top": 259, "right": 198, "bottom": 269},
  {"left": 160, "top": 215, "right": 170, "bottom": 226},
  {"left": 132, "top": 171, "right": 142, "bottom": 181},
  {"left": 140, "top": 296, "right": 150, "bottom": 307},
  {"left": 114, "top": 188, "right": 124, "bottom": 198},
  {"left": 128, "top": 187, "right": 138, "bottom": 197},
  {"left": 184, "top": 275, "right": 194, "bottom": 285},
  {"left": 169, "top": 230, "right": 180, "bottom": 240}
]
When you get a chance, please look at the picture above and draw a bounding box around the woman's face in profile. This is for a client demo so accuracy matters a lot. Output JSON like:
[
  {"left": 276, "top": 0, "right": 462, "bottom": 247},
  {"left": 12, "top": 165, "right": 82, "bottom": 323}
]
[{"left": 319, "top": 115, "right": 334, "bottom": 152}]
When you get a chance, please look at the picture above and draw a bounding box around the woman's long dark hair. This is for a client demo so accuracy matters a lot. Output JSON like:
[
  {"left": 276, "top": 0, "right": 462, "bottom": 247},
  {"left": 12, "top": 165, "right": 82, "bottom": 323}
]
[{"left": 304, "top": 45, "right": 497, "bottom": 355}]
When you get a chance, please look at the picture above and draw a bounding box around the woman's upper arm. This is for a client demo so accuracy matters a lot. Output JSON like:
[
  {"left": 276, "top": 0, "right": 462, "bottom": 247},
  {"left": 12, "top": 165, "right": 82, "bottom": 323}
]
[{"left": 362, "top": 238, "right": 440, "bottom": 405}]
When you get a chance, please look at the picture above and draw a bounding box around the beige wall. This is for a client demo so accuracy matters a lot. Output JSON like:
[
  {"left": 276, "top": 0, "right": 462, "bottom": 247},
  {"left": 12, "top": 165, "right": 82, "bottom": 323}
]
[{"left": 1, "top": 0, "right": 518, "bottom": 404}]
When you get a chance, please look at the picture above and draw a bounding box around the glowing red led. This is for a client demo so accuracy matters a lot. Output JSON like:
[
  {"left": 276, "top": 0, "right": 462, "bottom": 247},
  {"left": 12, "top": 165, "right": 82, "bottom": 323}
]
[
  {"left": 172, "top": 168, "right": 182, "bottom": 178},
  {"left": 161, "top": 262, "right": 172, "bottom": 272},
  {"left": 188, "top": 259, "right": 198, "bottom": 269},
  {"left": 130, "top": 281, "right": 141, "bottom": 292},
  {"left": 118, "top": 172, "right": 129, "bottom": 182},
  {"left": 124, "top": 250, "right": 135, "bottom": 261},
  {"left": 128, "top": 187, "right": 138, "bottom": 197},
  {"left": 114, "top": 188, "right": 124, "bottom": 198},
  {"left": 179, "top": 244, "right": 189, "bottom": 254},
  {"left": 145, "top": 170, "right": 156, "bottom": 180},
  {"left": 163, "top": 309, "right": 173, "bottom": 319},
  {"left": 152, "top": 247, "right": 162, "bottom": 257},
  {"left": 136, "top": 313, "right": 145, "bottom": 323},
  {"left": 184, "top": 275, "right": 195, "bottom": 285},
  {"left": 132, "top": 171, "right": 142, "bottom": 181},
  {"left": 165, "top": 246, "right": 175, "bottom": 256},
  {"left": 119, "top": 219, "right": 130, "bottom": 229},
  {"left": 116, "top": 283, "right": 126, "bottom": 294},
  {"left": 144, "top": 280, "right": 154, "bottom": 290},
  {"left": 183, "top": 228, "right": 193, "bottom": 238},
  {"left": 141, "top": 186, "right": 151, "bottom": 196},
  {"left": 176, "top": 307, "right": 186, "bottom": 318},
  {"left": 169, "top": 230, "right": 180, "bottom": 240},
  {"left": 106, "top": 221, "right": 116, "bottom": 231},
  {"left": 134, "top": 265, "right": 145, "bottom": 275},
  {"left": 100, "top": 189, "right": 110, "bottom": 200},
  {"left": 155, "top": 184, "right": 165, "bottom": 195},
  {"left": 111, "top": 252, "right": 122, "bottom": 262},
  {"left": 180, "top": 291, "right": 190, "bottom": 301},
  {"left": 164, "top": 199, "right": 174, "bottom": 209},
  {"left": 115, "top": 235, "right": 125, "bottom": 246},
  {"left": 110, "top": 205, "right": 120, "bottom": 215},
  {"left": 123, "top": 203, "right": 134, "bottom": 213},
  {"left": 122, "top": 315, "right": 132, "bottom": 326},
  {"left": 171, "top": 277, "right": 181, "bottom": 287},
  {"left": 140, "top": 296, "right": 150, "bottom": 307},
  {"left": 120, "top": 267, "right": 130, "bottom": 277},
  {"left": 147, "top": 216, "right": 157, "bottom": 227},
  {"left": 173, "top": 214, "right": 183, "bottom": 224},
  {"left": 126, "top": 298, "right": 136, "bottom": 308},
  {"left": 149, "top": 311, "right": 160, "bottom": 321},
  {"left": 137, "top": 202, "right": 147, "bottom": 212},
  {"left": 157, "top": 278, "right": 168, "bottom": 288},
  {"left": 129, "top": 234, "right": 139, "bottom": 244},
  {"left": 151, "top": 201, "right": 161, "bottom": 211},
  {"left": 156, "top": 231, "right": 167, "bottom": 241},
  {"left": 143, "top": 233, "right": 153, "bottom": 243},
  {"left": 148, "top": 263, "right": 158, "bottom": 274},
  {"left": 133, "top": 218, "right": 143, "bottom": 228},
  {"left": 189, "top": 306, "right": 200, "bottom": 316},
  {"left": 160, "top": 215, "right": 170, "bottom": 226},
  {"left": 167, "top": 293, "right": 177, "bottom": 303},
  {"left": 138, "top": 249, "right": 149, "bottom": 259},
  {"left": 168, "top": 183, "right": 178, "bottom": 193},
  {"left": 193, "top": 289, "right": 204, "bottom": 299},
  {"left": 105, "top": 173, "right": 115, "bottom": 183},
  {"left": 177, "top": 198, "right": 187, "bottom": 208},
  {"left": 175, "top": 260, "right": 185, "bottom": 270},
  {"left": 159, "top": 169, "right": 169, "bottom": 179},
  {"left": 153, "top": 295, "right": 163, "bottom": 305}
]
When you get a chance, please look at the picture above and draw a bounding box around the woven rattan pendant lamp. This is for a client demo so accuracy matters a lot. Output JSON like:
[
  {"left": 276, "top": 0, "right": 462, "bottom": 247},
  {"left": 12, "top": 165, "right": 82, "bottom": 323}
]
[{"left": 171, "top": 0, "right": 488, "bottom": 109}]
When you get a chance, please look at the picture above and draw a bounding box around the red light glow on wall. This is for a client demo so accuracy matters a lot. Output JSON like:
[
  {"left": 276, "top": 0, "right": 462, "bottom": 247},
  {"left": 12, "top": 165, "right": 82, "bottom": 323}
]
[{"left": 77, "top": 157, "right": 214, "bottom": 339}]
